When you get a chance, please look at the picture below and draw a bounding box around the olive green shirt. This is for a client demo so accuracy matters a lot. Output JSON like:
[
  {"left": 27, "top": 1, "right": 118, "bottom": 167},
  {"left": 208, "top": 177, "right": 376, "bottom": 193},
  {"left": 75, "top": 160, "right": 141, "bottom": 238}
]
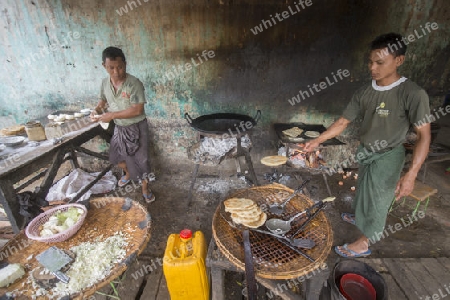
[
  {"left": 99, "top": 73, "right": 146, "bottom": 127},
  {"left": 342, "top": 78, "right": 430, "bottom": 150}
]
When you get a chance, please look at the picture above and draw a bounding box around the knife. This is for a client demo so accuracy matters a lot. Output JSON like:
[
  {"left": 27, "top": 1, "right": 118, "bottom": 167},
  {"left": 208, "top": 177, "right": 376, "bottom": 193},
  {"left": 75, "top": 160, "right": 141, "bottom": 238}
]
[{"left": 36, "top": 246, "right": 73, "bottom": 284}]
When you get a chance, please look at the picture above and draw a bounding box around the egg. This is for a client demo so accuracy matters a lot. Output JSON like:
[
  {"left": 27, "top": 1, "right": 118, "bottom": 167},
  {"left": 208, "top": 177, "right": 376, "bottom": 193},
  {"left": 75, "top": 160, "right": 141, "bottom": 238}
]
[
  {"left": 338, "top": 181, "right": 344, "bottom": 186},
  {"left": 350, "top": 186, "right": 356, "bottom": 191}
]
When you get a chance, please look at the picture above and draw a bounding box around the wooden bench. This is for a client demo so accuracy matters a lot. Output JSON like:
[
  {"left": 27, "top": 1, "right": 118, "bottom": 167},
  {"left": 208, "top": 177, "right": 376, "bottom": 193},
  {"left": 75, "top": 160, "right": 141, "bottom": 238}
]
[{"left": 389, "top": 180, "right": 437, "bottom": 218}]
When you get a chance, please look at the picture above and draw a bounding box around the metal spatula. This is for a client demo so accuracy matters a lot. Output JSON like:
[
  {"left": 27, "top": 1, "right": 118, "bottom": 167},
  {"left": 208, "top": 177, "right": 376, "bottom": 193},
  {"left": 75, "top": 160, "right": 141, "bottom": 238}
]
[{"left": 36, "top": 246, "right": 73, "bottom": 283}]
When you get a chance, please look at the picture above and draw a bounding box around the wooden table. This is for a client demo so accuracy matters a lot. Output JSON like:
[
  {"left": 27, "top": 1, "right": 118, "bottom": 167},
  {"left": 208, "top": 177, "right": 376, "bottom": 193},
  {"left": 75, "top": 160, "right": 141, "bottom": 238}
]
[{"left": 0, "top": 117, "right": 111, "bottom": 233}]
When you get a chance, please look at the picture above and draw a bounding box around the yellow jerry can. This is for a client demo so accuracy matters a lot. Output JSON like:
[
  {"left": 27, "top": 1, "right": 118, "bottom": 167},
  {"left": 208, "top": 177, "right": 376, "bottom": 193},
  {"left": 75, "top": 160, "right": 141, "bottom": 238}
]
[{"left": 163, "top": 229, "right": 210, "bottom": 300}]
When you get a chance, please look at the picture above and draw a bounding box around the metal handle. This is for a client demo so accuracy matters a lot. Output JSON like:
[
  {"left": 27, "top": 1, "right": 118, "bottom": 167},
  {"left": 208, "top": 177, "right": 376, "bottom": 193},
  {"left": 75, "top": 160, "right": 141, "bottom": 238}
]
[
  {"left": 53, "top": 270, "right": 70, "bottom": 283},
  {"left": 289, "top": 210, "right": 307, "bottom": 222},
  {"left": 280, "top": 179, "right": 310, "bottom": 209},
  {"left": 253, "top": 110, "right": 261, "bottom": 124},
  {"left": 184, "top": 112, "right": 193, "bottom": 124},
  {"left": 243, "top": 230, "right": 257, "bottom": 300}
]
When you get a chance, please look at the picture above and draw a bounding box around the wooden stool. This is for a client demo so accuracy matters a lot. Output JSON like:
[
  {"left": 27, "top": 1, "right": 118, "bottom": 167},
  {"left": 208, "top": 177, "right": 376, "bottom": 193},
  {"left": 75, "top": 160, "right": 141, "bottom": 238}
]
[{"left": 389, "top": 180, "right": 438, "bottom": 218}]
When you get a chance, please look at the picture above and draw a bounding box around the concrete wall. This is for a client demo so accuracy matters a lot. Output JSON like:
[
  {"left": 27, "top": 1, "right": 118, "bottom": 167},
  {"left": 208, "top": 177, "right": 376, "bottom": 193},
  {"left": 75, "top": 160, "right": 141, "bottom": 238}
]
[{"left": 1, "top": 0, "right": 449, "bottom": 164}]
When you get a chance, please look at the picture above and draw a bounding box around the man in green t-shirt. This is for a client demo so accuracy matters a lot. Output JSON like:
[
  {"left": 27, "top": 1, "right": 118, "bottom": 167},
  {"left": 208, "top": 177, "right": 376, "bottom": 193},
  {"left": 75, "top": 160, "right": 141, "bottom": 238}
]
[
  {"left": 91, "top": 47, "right": 155, "bottom": 203},
  {"left": 304, "top": 33, "right": 431, "bottom": 257}
]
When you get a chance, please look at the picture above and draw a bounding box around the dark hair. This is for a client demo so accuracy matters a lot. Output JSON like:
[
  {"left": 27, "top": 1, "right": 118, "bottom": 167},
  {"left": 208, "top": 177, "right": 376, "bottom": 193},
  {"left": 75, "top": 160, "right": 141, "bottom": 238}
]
[
  {"left": 371, "top": 33, "right": 407, "bottom": 57},
  {"left": 102, "top": 47, "right": 126, "bottom": 63}
]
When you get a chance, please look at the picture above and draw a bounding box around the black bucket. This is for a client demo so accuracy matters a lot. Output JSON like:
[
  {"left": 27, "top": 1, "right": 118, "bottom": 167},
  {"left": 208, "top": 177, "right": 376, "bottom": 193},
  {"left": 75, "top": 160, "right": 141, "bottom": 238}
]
[{"left": 319, "top": 259, "right": 388, "bottom": 300}]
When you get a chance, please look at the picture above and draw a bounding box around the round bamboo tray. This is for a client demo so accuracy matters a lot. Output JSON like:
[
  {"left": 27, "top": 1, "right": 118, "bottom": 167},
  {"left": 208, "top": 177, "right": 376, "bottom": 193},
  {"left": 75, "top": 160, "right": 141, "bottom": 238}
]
[
  {"left": 212, "top": 183, "right": 333, "bottom": 280},
  {"left": 0, "top": 197, "right": 151, "bottom": 299}
]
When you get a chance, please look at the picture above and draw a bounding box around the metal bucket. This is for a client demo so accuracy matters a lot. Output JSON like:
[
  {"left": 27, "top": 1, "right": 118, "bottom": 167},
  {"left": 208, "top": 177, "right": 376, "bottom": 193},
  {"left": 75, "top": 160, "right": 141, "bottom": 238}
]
[{"left": 319, "top": 259, "right": 388, "bottom": 300}]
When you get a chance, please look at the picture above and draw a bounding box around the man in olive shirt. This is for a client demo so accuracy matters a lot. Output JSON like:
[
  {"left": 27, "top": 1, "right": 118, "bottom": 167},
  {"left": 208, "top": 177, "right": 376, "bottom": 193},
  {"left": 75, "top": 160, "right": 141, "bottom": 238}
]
[
  {"left": 304, "top": 33, "right": 431, "bottom": 257},
  {"left": 91, "top": 47, "right": 155, "bottom": 203}
]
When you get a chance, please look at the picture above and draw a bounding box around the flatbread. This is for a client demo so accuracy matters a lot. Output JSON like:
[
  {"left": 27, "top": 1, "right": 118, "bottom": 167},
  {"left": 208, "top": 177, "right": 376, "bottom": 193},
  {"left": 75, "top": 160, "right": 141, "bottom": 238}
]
[
  {"left": 241, "top": 212, "right": 267, "bottom": 229},
  {"left": 304, "top": 131, "right": 320, "bottom": 138},
  {"left": 231, "top": 211, "right": 261, "bottom": 223},
  {"left": 282, "top": 127, "right": 303, "bottom": 137},
  {"left": 261, "top": 156, "right": 288, "bottom": 167},
  {"left": 224, "top": 198, "right": 255, "bottom": 211},
  {"left": 225, "top": 203, "right": 257, "bottom": 213},
  {"left": 1, "top": 125, "right": 25, "bottom": 136},
  {"left": 226, "top": 204, "right": 258, "bottom": 214}
]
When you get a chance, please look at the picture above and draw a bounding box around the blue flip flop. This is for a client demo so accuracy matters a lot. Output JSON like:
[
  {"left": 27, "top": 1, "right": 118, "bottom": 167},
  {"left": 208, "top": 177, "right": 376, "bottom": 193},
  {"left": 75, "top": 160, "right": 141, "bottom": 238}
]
[
  {"left": 334, "top": 243, "right": 371, "bottom": 258},
  {"left": 341, "top": 212, "right": 356, "bottom": 225},
  {"left": 143, "top": 191, "right": 156, "bottom": 203},
  {"left": 118, "top": 175, "right": 131, "bottom": 187}
]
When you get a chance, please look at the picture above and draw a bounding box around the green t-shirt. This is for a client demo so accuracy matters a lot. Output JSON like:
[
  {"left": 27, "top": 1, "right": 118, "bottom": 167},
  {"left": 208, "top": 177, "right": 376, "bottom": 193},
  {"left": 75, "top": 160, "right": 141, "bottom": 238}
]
[
  {"left": 99, "top": 73, "right": 146, "bottom": 127},
  {"left": 342, "top": 78, "right": 430, "bottom": 150}
]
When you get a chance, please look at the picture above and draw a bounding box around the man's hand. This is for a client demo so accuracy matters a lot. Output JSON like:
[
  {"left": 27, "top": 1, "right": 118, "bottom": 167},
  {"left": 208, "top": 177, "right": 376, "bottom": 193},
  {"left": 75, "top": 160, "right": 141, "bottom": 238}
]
[
  {"left": 90, "top": 111, "right": 100, "bottom": 122},
  {"left": 394, "top": 172, "right": 416, "bottom": 200},
  {"left": 303, "top": 139, "right": 321, "bottom": 152},
  {"left": 97, "top": 112, "right": 115, "bottom": 123}
]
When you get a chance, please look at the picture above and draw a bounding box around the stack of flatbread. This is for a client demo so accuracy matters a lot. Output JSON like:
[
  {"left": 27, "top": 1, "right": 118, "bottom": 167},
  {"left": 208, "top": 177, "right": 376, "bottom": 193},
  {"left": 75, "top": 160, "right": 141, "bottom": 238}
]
[
  {"left": 282, "top": 127, "right": 303, "bottom": 137},
  {"left": 1, "top": 125, "right": 25, "bottom": 136},
  {"left": 224, "top": 198, "right": 267, "bottom": 229}
]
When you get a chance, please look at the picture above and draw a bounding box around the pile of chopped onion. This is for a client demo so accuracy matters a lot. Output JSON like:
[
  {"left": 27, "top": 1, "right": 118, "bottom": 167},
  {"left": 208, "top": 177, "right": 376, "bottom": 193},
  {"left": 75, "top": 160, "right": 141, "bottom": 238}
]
[{"left": 51, "top": 232, "right": 128, "bottom": 297}]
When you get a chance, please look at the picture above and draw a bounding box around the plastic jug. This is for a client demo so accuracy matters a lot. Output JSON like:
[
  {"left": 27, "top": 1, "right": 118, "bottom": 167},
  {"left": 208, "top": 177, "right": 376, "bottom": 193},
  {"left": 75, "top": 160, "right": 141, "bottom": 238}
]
[{"left": 163, "top": 229, "right": 209, "bottom": 300}]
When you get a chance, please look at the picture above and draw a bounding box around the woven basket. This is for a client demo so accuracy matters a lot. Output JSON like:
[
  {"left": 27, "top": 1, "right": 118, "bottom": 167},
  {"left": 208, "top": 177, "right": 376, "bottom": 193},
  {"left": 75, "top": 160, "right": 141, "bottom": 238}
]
[
  {"left": 1, "top": 197, "right": 151, "bottom": 300},
  {"left": 25, "top": 204, "right": 87, "bottom": 243},
  {"left": 213, "top": 183, "right": 333, "bottom": 279}
]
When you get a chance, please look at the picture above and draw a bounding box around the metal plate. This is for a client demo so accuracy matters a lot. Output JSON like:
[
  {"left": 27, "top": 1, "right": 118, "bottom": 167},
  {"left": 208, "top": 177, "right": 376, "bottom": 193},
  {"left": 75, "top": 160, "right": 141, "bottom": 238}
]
[{"left": 0, "top": 136, "right": 25, "bottom": 147}]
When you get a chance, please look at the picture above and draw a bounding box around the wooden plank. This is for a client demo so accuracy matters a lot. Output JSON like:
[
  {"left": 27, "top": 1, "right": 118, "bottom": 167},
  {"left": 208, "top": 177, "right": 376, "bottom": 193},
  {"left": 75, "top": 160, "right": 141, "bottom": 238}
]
[
  {"left": 114, "top": 260, "right": 148, "bottom": 300},
  {"left": 351, "top": 258, "right": 406, "bottom": 300},
  {"left": 210, "top": 267, "right": 225, "bottom": 300},
  {"left": 400, "top": 258, "right": 442, "bottom": 298},
  {"left": 156, "top": 274, "right": 171, "bottom": 300},
  {"left": 382, "top": 258, "right": 430, "bottom": 299},
  {"left": 0, "top": 179, "right": 24, "bottom": 233},
  {"left": 420, "top": 258, "right": 450, "bottom": 288},
  {"left": 437, "top": 257, "right": 450, "bottom": 272},
  {"left": 382, "top": 272, "right": 408, "bottom": 300},
  {"left": 141, "top": 263, "right": 163, "bottom": 299}
]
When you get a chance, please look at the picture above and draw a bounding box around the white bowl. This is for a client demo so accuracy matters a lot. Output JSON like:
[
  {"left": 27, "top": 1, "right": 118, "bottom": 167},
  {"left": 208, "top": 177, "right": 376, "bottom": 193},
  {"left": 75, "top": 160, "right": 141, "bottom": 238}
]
[
  {"left": 55, "top": 115, "right": 66, "bottom": 122},
  {"left": 80, "top": 108, "right": 92, "bottom": 116}
]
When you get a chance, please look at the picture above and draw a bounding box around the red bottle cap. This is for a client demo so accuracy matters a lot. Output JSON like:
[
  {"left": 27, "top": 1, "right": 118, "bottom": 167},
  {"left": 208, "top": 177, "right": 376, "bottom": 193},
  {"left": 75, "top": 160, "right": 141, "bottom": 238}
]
[{"left": 180, "top": 229, "right": 193, "bottom": 239}]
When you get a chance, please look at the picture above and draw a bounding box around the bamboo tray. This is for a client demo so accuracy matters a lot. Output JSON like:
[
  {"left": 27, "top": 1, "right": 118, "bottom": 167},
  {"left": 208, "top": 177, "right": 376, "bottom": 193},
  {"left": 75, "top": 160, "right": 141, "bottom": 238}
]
[
  {"left": 212, "top": 183, "right": 333, "bottom": 279},
  {"left": 0, "top": 197, "right": 151, "bottom": 299}
]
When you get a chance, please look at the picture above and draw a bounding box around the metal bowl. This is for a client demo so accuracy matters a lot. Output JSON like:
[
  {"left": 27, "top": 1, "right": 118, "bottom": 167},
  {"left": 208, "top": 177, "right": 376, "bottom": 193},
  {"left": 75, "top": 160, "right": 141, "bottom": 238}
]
[{"left": 0, "top": 136, "right": 26, "bottom": 147}]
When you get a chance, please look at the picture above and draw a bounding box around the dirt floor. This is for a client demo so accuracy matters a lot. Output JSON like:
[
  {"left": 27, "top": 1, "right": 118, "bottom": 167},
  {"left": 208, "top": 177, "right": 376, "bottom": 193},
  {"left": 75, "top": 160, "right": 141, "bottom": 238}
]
[{"left": 87, "top": 150, "right": 450, "bottom": 300}]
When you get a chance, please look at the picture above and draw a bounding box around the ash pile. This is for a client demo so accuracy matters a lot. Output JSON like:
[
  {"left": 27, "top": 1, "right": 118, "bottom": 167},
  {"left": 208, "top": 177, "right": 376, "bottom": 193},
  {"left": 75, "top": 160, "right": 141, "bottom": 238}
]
[{"left": 188, "top": 135, "right": 252, "bottom": 165}]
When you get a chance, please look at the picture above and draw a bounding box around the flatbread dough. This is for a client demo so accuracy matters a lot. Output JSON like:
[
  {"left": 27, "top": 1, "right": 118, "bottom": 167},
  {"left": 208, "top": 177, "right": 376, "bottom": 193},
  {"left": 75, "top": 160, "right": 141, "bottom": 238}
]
[
  {"left": 261, "top": 156, "right": 288, "bottom": 167},
  {"left": 304, "top": 131, "right": 320, "bottom": 138},
  {"left": 282, "top": 127, "right": 304, "bottom": 137},
  {"left": 1, "top": 125, "right": 25, "bottom": 136}
]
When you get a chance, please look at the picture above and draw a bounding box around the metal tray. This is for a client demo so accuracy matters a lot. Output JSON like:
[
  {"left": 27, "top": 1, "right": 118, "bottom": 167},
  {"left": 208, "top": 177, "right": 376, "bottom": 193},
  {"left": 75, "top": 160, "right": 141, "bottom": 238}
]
[{"left": 0, "top": 136, "right": 26, "bottom": 147}]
